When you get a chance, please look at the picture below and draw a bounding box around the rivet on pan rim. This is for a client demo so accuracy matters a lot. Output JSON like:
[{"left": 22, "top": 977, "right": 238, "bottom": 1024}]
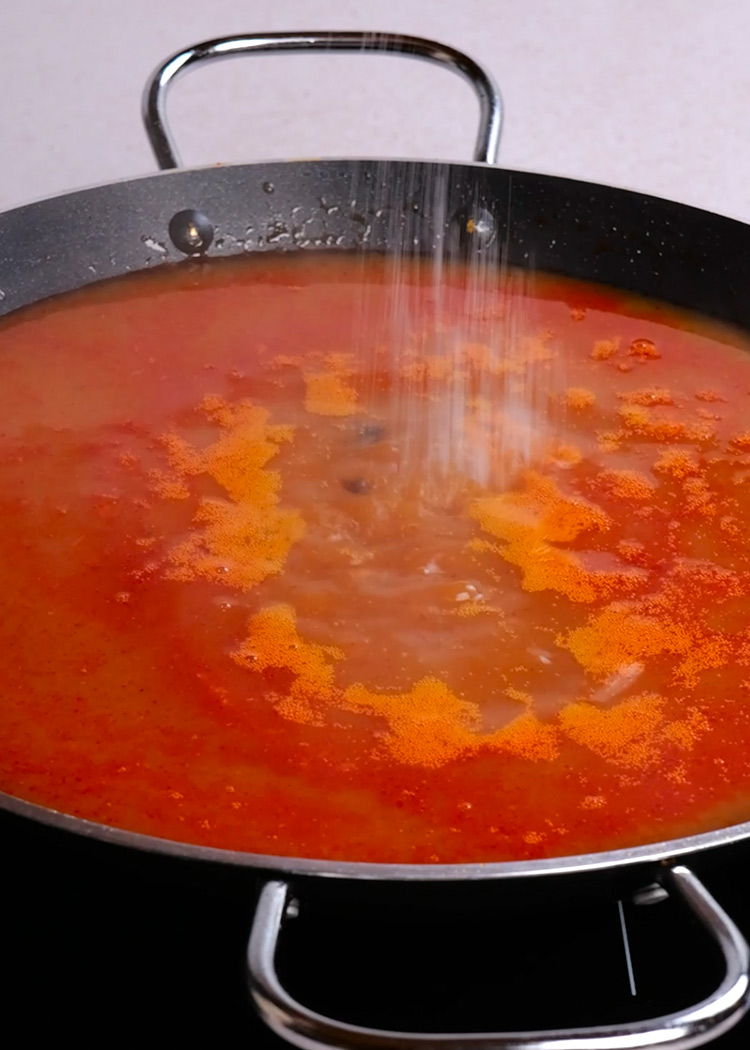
[
  {"left": 168, "top": 209, "right": 215, "bottom": 256},
  {"left": 632, "top": 882, "right": 670, "bottom": 906},
  {"left": 447, "top": 205, "right": 497, "bottom": 253}
]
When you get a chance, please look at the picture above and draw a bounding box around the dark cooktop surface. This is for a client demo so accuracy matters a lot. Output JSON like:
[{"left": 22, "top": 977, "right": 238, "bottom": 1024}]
[{"left": 4, "top": 811, "right": 749, "bottom": 1048}]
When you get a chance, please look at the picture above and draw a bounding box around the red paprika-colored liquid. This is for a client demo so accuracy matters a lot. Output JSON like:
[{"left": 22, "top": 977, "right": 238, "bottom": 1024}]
[{"left": 2, "top": 253, "right": 750, "bottom": 864}]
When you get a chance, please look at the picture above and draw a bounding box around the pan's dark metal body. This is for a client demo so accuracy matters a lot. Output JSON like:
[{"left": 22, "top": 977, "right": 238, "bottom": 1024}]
[
  {"left": 3, "top": 158, "right": 750, "bottom": 328},
  {"left": 1, "top": 31, "right": 750, "bottom": 1050}
]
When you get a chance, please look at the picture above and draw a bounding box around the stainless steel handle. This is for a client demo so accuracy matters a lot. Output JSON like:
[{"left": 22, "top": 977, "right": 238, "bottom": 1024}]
[
  {"left": 142, "top": 31, "right": 502, "bottom": 170},
  {"left": 247, "top": 866, "right": 750, "bottom": 1050}
]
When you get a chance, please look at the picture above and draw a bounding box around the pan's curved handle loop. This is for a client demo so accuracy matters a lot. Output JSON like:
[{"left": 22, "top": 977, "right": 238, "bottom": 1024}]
[
  {"left": 142, "top": 31, "right": 502, "bottom": 170},
  {"left": 247, "top": 865, "right": 750, "bottom": 1050}
]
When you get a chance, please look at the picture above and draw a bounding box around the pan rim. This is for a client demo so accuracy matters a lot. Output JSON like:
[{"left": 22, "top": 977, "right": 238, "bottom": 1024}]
[{"left": 3, "top": 788, "right": 749, "bottom": 882}]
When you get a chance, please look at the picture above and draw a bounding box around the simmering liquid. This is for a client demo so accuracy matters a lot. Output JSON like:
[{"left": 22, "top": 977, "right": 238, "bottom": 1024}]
[{"left": 2, "top": 253, "right": 750, "bottom": 864}]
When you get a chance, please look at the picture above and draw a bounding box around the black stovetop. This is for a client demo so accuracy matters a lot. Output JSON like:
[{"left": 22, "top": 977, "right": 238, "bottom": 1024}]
[{"left": 4, "top": 810, "right": 749, "bottom": 1048}]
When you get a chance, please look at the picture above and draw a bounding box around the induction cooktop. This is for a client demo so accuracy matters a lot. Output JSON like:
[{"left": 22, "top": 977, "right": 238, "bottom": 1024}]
[{"left": 3, "top": 808, "right": 749, "bottom": 1048}]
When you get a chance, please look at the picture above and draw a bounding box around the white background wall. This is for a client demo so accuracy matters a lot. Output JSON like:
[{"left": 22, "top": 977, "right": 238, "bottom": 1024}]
[{"left": 1, "top": 0, "right": 748, "bottom": 222}]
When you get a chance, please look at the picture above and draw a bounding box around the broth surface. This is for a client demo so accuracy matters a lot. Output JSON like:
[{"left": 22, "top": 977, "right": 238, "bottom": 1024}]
[{"left": 2, "top": 253, "right": 750, "bottom": 863}]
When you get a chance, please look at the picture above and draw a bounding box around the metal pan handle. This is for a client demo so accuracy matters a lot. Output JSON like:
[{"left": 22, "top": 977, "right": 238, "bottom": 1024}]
[
  {"left": 142, "top": 31, "right": 502, "bottom": 170},
  {"left": 247, "top": 865, "right": 750, "bottom": 1050}
]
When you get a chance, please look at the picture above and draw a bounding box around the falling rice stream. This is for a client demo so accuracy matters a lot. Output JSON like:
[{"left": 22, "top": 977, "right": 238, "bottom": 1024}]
[{"left": 347, "top": 159, "right": 562, "bottom": 504}]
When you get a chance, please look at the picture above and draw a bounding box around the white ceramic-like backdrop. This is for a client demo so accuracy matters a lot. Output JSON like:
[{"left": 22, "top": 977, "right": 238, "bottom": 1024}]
[{"left": 0, "top": 0, "right": 748, "bottom": 225}]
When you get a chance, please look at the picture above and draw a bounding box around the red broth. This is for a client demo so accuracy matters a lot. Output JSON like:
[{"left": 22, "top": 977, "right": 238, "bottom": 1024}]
[{"left": 2, "top": 253, "right": 750, "bottom": 864}]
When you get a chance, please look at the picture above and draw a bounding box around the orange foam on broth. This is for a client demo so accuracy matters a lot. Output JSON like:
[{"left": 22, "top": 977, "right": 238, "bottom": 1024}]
[{"left": 3, "top": 253, "right": 750, "bottom": 864}]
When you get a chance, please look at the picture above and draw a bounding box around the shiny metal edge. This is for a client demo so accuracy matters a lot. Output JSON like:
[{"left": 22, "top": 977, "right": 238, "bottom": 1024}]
[
  {"left": 0, "top": 156, "right": 490, "bottom": 219},
  {"left": 3, "top": 788, "right": 750, "bottom": 881},
  {"left": 2, "top": 155, "right": 750, "bottom": 224}
]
